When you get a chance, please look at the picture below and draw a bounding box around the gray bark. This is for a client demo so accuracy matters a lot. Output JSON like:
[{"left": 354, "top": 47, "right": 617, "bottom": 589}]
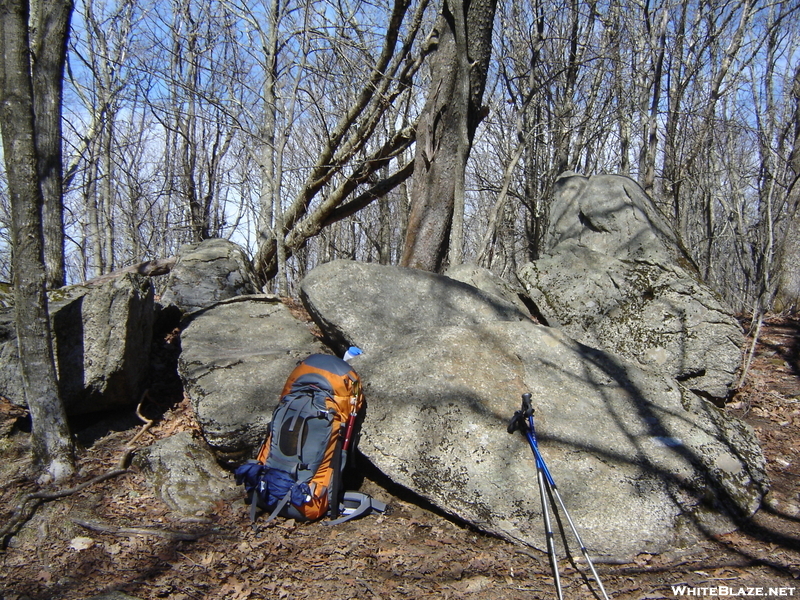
[
  {"left": 0, "top": 0, "right": 75, "bottom": 481},
  {"left": 400, "top": 0, "right": 498, "bottom": 272},
  {"left": 30, "top": 0, "right": 72, "bottom": 288}
]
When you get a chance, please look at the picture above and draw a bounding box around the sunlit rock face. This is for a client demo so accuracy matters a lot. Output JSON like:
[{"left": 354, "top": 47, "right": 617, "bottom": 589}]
[
  {"left": 518, "top": 173, "right": 744, "bottom": 400},
  {"left": 299, "top": 259, "right": 765, "bottom": 562}
]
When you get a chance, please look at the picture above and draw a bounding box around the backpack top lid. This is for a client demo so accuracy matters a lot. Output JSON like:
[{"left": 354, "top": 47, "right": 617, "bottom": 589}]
[
  {"left": 303, "top": 353, "right": 355, "bottom": 376},
  {"left": 280, "top": 353, "right": 361, "bottom": 401}
]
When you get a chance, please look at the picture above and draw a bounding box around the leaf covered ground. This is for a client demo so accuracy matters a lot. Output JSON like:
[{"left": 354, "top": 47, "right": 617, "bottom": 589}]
[{"left": 1, "top": 316, "right": 798, "bottom": 600}]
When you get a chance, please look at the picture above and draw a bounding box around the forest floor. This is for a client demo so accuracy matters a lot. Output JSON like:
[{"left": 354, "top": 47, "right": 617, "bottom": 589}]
[{"left": 0, "top": 316, "right": 799, "bottom": 600}]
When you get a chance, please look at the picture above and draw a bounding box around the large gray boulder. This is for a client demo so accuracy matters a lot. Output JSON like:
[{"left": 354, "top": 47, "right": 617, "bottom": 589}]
[
  {"left": 302, "top": 260, "right": 527, "bottom": 355},
  {"left": 178, "top": 295, "right": 328, "bottom": 463},
  {"left": 161, "top": 238, "right": 259, "bottom": 314},
  {"left": 0, "top": 274, "right": 154, "bottom": 415},
  {"left": 445, "top": 263, "right": 533, "bottom": 317},
  {"left": 300, "top": 260, "right": 766, "bottom": 562},
  {"left": 517, "top": 173, "right": 744, "bottom": 399}
]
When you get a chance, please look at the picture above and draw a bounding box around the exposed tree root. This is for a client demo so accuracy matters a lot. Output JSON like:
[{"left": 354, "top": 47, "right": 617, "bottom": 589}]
[{"left": 0, "top": 395, "right": 156, "bottom": 549}]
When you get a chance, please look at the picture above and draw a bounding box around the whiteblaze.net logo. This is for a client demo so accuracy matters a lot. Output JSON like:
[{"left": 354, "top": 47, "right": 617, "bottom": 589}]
[{"left": 671, "top": 586, "right": 796, "bottom": 597}]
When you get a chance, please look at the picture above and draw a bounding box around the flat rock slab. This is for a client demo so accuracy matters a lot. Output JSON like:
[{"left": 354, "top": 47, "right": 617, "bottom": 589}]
[
  {"left": 301, "top": 260, "right": 767, "bottom": 561},
  {"left": 178, "top": 296, "right": 327, "bottom": 463}
]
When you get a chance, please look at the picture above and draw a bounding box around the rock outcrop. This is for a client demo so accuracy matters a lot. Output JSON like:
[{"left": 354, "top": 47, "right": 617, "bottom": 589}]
[
  {"left": 0, "top": 217, "right": 759, "bottom": 563},
  {"left": 161, "top": 238, "right": 259, "bottom": 315},
  {"left": 517, "top": 173, "right": 744, "bottom": 399},
  {"left": 299, "top": 259, "right": 766, "bottom": 561},
  {"left": 178, "top": 296, "right": 327, "bottom": 464},
  {"left": 445, "top": 263, "right": 533, "bottom": 317},
  {"left": 133, "top": 431, "right": 239, "bottom": 516},
  {"left": 0, "top": 273, "right": 154, "bottom": 415}
]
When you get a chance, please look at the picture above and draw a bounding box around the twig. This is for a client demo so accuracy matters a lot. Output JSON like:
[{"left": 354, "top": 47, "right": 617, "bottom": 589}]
[
  {"left": 515, "top": 546, "right": 545, "bottom": 567},
  {"left": 737, "top": 312, "right": 764, "bottom": 390},
  {"left": 27, "top": 468, "right": 130, "bottom": 502},
  {"left": 116, "top": 394, "right": 156, "bottom": 469}
]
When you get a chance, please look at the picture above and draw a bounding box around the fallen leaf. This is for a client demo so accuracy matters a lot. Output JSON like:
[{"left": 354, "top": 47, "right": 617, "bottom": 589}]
[
  {"left": 36, "top": 570, "right": 52, "bottom": 583},
  {"left": 69, "top": 536, "right": 95, "bottom": 551}
]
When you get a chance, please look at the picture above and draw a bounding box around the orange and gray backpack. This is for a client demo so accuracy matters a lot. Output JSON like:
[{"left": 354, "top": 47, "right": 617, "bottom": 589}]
[{"left": 234, "top": 353, "right": 386, "bottom": 524}]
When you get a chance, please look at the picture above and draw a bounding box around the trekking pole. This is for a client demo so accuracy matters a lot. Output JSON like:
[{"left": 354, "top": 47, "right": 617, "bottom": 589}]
[
  {"left": 509, "top": 394, "right": 563, "bottom": 600},
  {"left": 536, "top": 442, "right": 563, "bottom": 600},
  {"left": 508, "top": 394, "right": 611, "bottom": 600}
]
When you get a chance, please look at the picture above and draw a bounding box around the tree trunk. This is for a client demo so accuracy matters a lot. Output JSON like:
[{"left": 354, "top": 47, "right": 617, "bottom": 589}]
[
  {"left": 0, "top": 0, "right": 75, "bottom": 482},
  {"left": 255, "top": 0, "right": 280, "bottom": 290},
  {"left": 29, "top": 0, "right": 72, "bottom": 289},
  {"left": 639, "top": 6, "right": 668, "bottom": 195},
  {"left": 661, "top": 0, "right": 688, "bottom": 223},
  {"left": 777, "top": 64, "right": 800, "bottom": 310},
  {"left": 252, "top": 0, "right": 420, "bottom": 281},
  {"left": 400, "top": 0, "right": 497, "bottom": 272}
]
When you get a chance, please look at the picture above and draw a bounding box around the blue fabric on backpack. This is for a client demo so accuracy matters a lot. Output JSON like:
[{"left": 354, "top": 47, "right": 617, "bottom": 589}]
[
  {"left": 262, "top": 468, "right": 311, "bottom": 506},
  {"left": 234, "top": 461, "right": 264, "bottom": 496},
  {"left": 234, "top": 461, "right": 312, "bottom": 510}
]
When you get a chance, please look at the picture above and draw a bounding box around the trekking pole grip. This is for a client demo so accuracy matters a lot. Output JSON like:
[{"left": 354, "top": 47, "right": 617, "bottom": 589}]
[
  {"left": 508, "top": 392, "right": 534, "bottom": 434},
  {"left": 521, "top": 393, "right": 533, "bottom": 417}
]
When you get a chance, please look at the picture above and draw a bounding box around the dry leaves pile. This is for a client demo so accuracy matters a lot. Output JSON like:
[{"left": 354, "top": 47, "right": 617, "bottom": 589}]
[{"left": 1, "top": 317, "right": 798, "bottom": 600}]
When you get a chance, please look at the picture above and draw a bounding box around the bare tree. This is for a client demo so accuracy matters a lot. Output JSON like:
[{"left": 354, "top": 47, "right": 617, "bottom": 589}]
[
  {"left": 746, "top": 3, "right": 800, "bottom": 320},
  {"left": 2, "top": 0, "right": 793, "bottom": 318},
  {"left": 252, "top": 0, "right": 429, "bottom": 280},
  {"left": 637, "top": 1, "right": 669, "bottom": 195},
  {"left": 478, "top": 0, "right": 611, "bottom": 264},
  {"left": 29, "top": 0, "right": 73, "bottom": 289},
  {"left": 777, "top": 64, "right": 800, "bottom": 311},
  {"left": 66, "top": 0, "right": 139, "bottom": 279},
  {"left": 0, "top": 0, "right": 75, "bottom": 481},
  {"left": 400, "top": 0, "right": 498, "bottom": 272}
]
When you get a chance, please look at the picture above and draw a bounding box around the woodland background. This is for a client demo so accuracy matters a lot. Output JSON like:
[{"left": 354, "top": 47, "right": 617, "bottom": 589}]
[
  {"left": 1, "top": 0, "right": 799, "bottom": 313},
  {"left": 1, "top": 1, "right": 800, "bottom": 586}
]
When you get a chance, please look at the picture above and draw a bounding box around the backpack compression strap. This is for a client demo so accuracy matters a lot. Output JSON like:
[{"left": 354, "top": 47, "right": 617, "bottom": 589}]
[
  {"left": 263, "top": 489, "right": 294, "bottom": 524},
  {"left": 250, "top": 487, "right": 295, "bottom": 524}
]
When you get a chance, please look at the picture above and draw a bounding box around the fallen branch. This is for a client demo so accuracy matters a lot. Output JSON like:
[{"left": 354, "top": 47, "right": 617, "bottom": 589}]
[
  {"left": 0, "top": 394, "right": 156, "bottom": 549},
  {"left": 72, "top": 518, "right": 204, "bottom": 542},
  {"left": 83, "top": 257, "right": 176, "bottom": 286}
]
